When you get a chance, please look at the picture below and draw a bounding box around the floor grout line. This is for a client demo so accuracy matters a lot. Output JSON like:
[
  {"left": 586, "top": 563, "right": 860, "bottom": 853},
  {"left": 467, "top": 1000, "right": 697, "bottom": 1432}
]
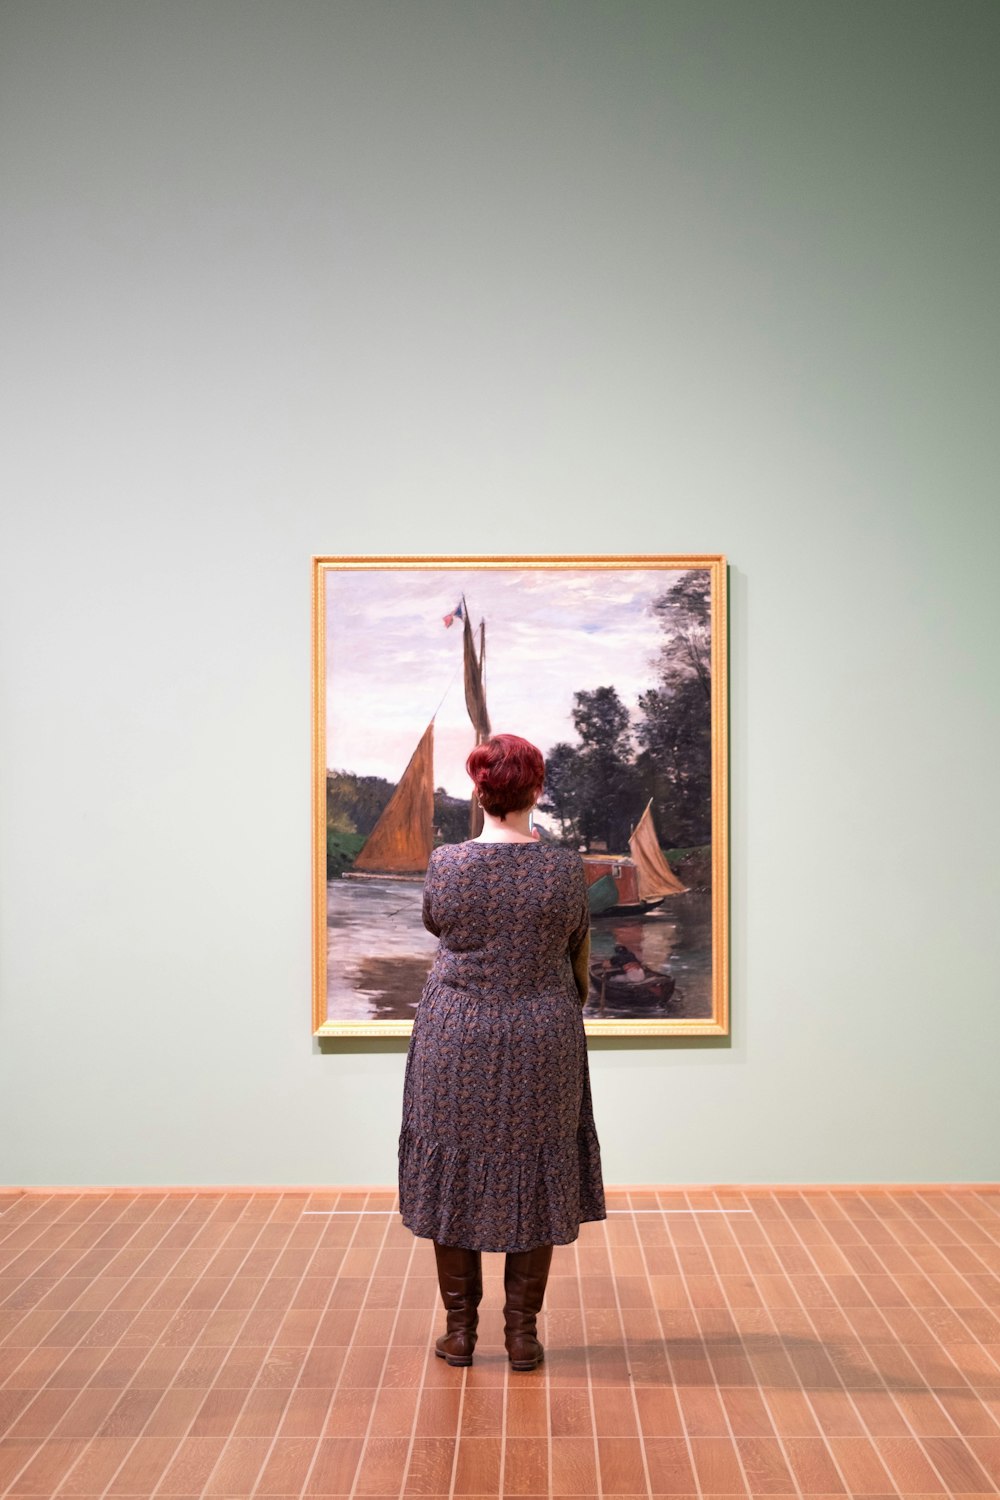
[
  {"left": 1, "top": 1192, "right": 193, "bottom": 1495},
  {"left": 616, "top": 1196, "right": 656, "bottom": 1499},
  {"left": 100, "top": 1193, "right": 296, "bottom": 1500},
  {"left": 859, "top": 1186, "right": 1000, "bottom": 1375},
  {"left": 394, "top": 1287, "right": 436, "bottom": 1500},
  {"left": 762, "top": 1190, "right": 949, "bottom": 1497},
  {"left": 571, "top": 1234, "right": 604, "bottom": 1500},
  {"left": 279, "top": 1192, "right": 376, "bottom": 1500},
  {"left": 692, "top": 1187, "right": 808, "bottom": 1500},
  {"left": 496, "top": 1316, "right": 508, "bottom": 1500},
  {"left": 0, "top": 1193, "right": 71, "bottom": 1252},
  {"left": 673, "top": 1186, "right": 759, "bottom": 1499},
  {"left": 15, "top": 1192, "right": 238, "bottom": 1497},
  {"left": 630, "top": 1190, "right": 704, "bottom": 1500},
  {"left": 185, "top": 1189, "right": 382, "bottom": 1500},
  {"left": 812, "top": 1187, "right": 998, "bottom": 1497},
  {"left": 146, "top": 1192, "right": 310, "bottom": 1500},
  {"left": 766, "top": 1192, "right": 868, "bottom": 1493},
  {"left": 0, "top": 1192, "right": 120, "bottom": 1308},
  {"left": 445, "top": 1357, "right": 467, "bottom": 1500},
  {"left": 544, "top": 1253, "right": 553, "bottom": 1500},
  {"left": 344, "top": 1201, "right": 414, "bottom": 1500},
  {"left": 0, "top": 1192, "right": 127, "bottom": 1371}
]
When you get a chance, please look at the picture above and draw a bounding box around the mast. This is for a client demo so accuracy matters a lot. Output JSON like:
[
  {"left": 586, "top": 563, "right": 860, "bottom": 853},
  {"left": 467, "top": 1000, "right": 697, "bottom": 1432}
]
[{"left": 462, "top": 595, "right": 491, "bottom": 837}]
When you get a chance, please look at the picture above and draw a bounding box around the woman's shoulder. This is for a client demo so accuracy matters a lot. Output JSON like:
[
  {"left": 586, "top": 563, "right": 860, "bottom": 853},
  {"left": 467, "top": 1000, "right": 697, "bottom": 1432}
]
[
  {"left": 542, "top": 843, "right": 584, "bottom": 868},
  {"left": 534, "top": 841, "right": 583, "bottom": 860},
  {"left": 432, "top": 839, "right": 581, "bottom": 859},
  {"left": 431, "top": 846, "right": 578, "bottom": 858}
]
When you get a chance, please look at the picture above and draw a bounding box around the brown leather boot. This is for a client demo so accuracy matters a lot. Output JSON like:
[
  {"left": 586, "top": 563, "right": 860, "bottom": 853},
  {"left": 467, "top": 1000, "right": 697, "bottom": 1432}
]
[
  {"left": 503, "top": 1244, "right": 553, "bottom": 1370},
  {"left": 433, "top": 1242, "right": 483, "bottom": 1366}
]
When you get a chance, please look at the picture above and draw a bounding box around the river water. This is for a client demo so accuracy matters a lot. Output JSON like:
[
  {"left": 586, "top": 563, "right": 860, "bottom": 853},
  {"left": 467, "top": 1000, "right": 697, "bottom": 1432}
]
[{"left": 326, "top": 879, "right": 713, "bottom": 1024}]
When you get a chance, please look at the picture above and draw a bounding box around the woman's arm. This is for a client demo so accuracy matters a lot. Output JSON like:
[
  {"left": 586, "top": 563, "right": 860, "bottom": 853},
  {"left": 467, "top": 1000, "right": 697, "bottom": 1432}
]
[
  {"left": 570, "top": 927, "right": 591, "bottom": 1004},
  {"left": 568, "top": 862, "right": 591, "bottom": 1004},
  {"left": 421, "top": 850, "right": 442, "bottom": 937}
]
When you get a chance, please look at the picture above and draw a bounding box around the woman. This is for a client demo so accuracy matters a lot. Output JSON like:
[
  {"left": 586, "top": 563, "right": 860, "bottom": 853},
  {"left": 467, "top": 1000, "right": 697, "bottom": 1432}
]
[{"left": 398, "top": 733, "right": 606, "bottom": 1370}]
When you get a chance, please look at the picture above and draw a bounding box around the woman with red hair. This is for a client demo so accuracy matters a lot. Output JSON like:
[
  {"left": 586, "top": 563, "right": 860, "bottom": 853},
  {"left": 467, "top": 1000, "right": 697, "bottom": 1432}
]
[{"left": 398, "top": 733, "right": 606, "bottom": 1370}]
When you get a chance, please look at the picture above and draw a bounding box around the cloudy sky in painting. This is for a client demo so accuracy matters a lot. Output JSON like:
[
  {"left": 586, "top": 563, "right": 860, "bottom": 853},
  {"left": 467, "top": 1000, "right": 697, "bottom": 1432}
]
[{"left": 326, "top": 566, "right": 694, "bottom": 799}]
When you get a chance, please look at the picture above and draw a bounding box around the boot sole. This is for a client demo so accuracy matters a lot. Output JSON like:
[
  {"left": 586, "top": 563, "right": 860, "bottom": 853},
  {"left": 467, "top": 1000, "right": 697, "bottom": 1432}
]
[
  {"left": 509, "top": 1352, "right": 544, "bottom": 1371},
  {"left": 435, "top": 1348, "right": 474, "bottom": 1366}
]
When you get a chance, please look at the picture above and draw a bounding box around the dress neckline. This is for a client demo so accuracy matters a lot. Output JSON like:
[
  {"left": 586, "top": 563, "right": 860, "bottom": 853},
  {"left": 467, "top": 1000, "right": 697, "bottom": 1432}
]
[{"left": 465, "top": 838, "right": 548, "bottom": 847}]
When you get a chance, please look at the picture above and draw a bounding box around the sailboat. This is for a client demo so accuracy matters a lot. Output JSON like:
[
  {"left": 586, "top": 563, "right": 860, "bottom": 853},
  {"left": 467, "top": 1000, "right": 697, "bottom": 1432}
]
[
  {"left": 342, "top": 595, "right": 489, "bottom": 880},
  {"left": 582, "top": 799, "right": 687, "bottom": 916},
  {"left": 345, "top": 721, "right": 436, "bottom": 879}
]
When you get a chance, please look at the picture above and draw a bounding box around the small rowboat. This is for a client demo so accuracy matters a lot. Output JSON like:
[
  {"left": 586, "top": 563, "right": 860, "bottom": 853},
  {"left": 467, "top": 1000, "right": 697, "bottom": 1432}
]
[{"left": 588, "top": 961, "right": 676, "bottom": 1009}]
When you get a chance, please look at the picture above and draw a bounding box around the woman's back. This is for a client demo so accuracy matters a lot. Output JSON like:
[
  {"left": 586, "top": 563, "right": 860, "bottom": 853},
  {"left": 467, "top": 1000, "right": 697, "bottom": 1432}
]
[
  {"left": 422, "top": 841, "right": 589, "bottom": 1002},
  {"left": 400, "top": 835, "right": 604, "bottom": 1252}
]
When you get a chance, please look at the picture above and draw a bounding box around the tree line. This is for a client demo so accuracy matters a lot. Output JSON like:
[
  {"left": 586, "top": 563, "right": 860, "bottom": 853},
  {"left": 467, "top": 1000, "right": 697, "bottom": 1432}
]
[
  {"left": 326, "top": 773, "right": 469, "bottom": 876},
  {"left": 329, "top": 773, "right": 470, "bottom": 846},
  {"left": 540, "top": 571, "right": 711, "bottom": 851}
]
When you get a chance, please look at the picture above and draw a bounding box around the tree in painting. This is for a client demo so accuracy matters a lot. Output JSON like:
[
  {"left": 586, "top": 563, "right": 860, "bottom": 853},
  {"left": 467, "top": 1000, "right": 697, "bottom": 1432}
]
[
  {"left": 539, "top": 572, "right": 711, "bottom": 854},
  {"left": 636, "top": 570, "right": 712, "bottom": 848},
  {"left": 541, "top": 688, "right": 640, "bottom": 851}
]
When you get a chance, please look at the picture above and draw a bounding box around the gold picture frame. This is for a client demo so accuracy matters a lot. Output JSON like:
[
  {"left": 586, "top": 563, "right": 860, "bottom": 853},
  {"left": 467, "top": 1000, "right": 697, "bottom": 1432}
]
[{"left": 313, "top": 555, "right": 728, "bottom": 1038}]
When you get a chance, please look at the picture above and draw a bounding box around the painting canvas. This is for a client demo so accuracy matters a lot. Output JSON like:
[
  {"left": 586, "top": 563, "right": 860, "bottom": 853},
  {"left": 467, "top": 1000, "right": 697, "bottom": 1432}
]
[{"left": 313, "top": 555, "right": 728, "bottom": 1037}]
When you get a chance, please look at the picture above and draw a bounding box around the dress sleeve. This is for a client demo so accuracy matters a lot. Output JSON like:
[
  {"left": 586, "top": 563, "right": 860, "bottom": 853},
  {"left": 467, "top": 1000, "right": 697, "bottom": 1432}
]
[
  {"left": 568, "top": 858, "right": 591, "bottom": 1005},
  {"left": 421, "top": 850, "right": 442, "bottom": 937}
]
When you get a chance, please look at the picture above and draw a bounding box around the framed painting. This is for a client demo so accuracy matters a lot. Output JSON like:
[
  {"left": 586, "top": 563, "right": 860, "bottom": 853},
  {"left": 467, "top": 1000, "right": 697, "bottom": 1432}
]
[{"left": 313, "top": 555, "right": 728, "bottom": 1038}]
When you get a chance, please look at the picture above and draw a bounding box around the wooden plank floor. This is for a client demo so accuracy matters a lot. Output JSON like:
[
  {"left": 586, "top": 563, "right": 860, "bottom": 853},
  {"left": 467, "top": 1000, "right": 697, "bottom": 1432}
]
[{"left": 1, "top": 1189, "right": 999, "bottom": 1498}]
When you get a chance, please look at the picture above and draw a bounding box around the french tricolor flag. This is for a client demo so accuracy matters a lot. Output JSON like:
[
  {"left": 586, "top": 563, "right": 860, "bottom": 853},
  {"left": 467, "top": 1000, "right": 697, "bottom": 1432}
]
[{"left": 442, "top": 600, "right": 465, "bottom": 628}]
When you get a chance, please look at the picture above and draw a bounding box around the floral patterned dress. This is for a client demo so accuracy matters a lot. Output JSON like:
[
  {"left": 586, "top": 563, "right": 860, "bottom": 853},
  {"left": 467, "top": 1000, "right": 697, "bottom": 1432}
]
[{"left": 398, "top": 840, "right": 607, "bottom": 1252}]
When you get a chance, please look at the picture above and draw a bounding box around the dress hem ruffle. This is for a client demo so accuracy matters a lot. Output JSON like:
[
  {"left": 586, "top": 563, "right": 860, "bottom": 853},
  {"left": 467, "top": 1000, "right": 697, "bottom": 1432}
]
[{"left": 398, "top": 1124, "right": 606, "bottom": 1255}]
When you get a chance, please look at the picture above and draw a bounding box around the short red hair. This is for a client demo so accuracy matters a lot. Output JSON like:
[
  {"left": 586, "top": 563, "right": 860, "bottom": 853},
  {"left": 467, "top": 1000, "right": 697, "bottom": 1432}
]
[{"left": 466, "top": 734, "right": 544, "bottom": 820}]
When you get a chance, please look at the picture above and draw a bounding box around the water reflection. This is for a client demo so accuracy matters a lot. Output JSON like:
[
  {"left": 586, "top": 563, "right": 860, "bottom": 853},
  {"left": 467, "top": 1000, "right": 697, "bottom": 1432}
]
[
  {"left": 327, "top": 879, "right": 435, "bottom": 1022},
  {"left": 586, "top": 892, "right": 712, "bottom": 1019},
  {"left": 327, "top": 880, "right": 712, "bottom": 1024}
]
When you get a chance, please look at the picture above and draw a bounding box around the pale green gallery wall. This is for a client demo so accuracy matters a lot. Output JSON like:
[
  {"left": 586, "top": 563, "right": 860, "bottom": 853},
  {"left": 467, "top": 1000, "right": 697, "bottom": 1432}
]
[{"left": 1, "top": 1, "right": 998, "bottom": 1187}]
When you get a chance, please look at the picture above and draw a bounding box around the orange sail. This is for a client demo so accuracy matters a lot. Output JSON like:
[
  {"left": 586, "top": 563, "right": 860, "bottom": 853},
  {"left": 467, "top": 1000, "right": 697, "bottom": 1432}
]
[
  {"left": 629, "top": 801, "right": 687, "bottom": 898},
  {"left": 352, "top": 721, "right": 435, "bottom": 875}
]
